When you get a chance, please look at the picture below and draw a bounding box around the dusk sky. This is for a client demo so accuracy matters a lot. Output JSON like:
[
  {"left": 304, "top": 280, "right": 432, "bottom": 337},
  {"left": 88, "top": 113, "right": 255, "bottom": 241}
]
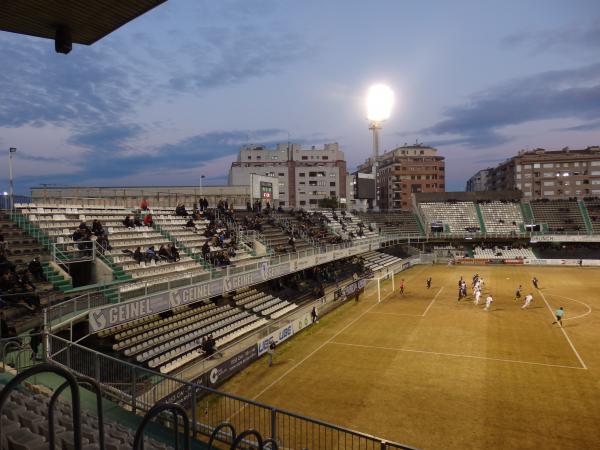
[{"left": 1, "top": 0, "right": 599, "bottom": 194}]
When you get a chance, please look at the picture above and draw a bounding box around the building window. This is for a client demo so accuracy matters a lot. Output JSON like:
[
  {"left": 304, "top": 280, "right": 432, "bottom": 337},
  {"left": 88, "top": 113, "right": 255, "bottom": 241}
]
[
  {"left": 302, "top": 156, "right": 308, "bottom": 160},
  {"left": 299, "top": 181, "right": 305, "bottom": 185},
  {"left": 256, "top": 156, "right": 261, "bottom": 160},
  {"left": 299, "top": 173, "right": 305, "bottom": 177},
  {"left": 300, "top": 200, "right": 306, "bottom": 205},
  {"left": 278, "top": 173, "right": 285, "bottom": 177},
  {"left": 330, "top": 191, "right": 336, "bottom": 196},
  {"left": 309, "top": 199, "right": 318, "bottom": 204},
  {"left": 247, "top": 156, "right": 251, "bottom": 160},
  {"left": 322, "top": 156, "right": 328, "bottom": 160},
  {"left": 330, "top": 173, "right": 336, "bottom": 178},
  {"left": 279, "top": 201, "right": 285, "bottom": 206},
  {"left": 330, "top": 182, "right": 336, "bottom": 187}
]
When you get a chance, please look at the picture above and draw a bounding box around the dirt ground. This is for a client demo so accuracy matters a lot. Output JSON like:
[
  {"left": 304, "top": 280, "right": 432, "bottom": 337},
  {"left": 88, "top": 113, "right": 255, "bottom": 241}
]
[{"left": 201, "top": 264, "right": 600, "bottom": 449}]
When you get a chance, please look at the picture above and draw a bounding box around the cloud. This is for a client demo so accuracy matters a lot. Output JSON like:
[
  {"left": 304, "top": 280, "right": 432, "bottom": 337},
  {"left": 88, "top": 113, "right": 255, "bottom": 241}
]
[
  {"left": 420, "top": 62, "right": 600, "bottom": 148},
  {"left": 68, "top": 123, "right": 145, "bottom": 154},
  {"left": 61, "top": 128, "right": 288, "bottom": 182},
  {"left": 165, "top": 26, "right": 312, "bottom": 92},
  {"left": 556, "top": 120, "right": 600, "bottom": 132},
  {"left": 502, "top": 20, "right": 600, "bottom": 54},
  {"left": 0, "top": 36, "right": 140, "bottom": 129}
]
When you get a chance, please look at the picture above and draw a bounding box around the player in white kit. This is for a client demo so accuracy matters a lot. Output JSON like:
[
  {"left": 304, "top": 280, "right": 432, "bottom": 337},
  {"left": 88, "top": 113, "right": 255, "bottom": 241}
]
[
  {"left": 522, "top": 293, "right": 533, "bottom": 309},
  {"left": 484, "top": 295, "right": 493, "bottom": 311},
  {"left": 474, "top": 289, "right": 481, "bottom": 305}
]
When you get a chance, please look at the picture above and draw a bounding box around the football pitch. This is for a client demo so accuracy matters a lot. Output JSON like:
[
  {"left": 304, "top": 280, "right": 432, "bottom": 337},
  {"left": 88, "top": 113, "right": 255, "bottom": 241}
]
[{"left": 206, "top": 264, "right": 600, "bottom": 449}]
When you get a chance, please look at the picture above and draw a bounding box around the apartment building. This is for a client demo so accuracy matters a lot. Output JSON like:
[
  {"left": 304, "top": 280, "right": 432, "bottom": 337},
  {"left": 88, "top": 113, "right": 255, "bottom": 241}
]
[
  {"left": 228, "top": 143, "right": 347, "bottom": 208},
  {"left": 473, "top": 147, "right": 600, "bottom": 199},
  {"left": 356, "top": 144, "right": 445, "bottom": 210},
  {"left": 466, "top": 168, "right": 491, "bottom": 192}
]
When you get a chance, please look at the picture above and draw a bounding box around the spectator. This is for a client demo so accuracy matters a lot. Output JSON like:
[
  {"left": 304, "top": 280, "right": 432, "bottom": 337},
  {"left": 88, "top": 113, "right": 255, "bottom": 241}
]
[
  {"left": 143, "top": 214, "right": 153, "bottom": 226},
  {"left": 0, "top": 250, "right": 15, "bottom": 273},
  {"left": 25, "top": 257, "right": 44, "bottom": 283},
  {"left": 29, "top": 326, "right": 42, "bottom": 361},
  {"left": 96, "top": 233, "right": 111, "bottom": 254},
  {"left": 78, "top": 221, "right": 91, "bottom": 233},
  {"left": 123, "top": 215, "right": 134, "bottom": 228},
  {"left": 145, "top": 246, "right": 159, "bottom": 263},
  {"left": 0, "top": 232, "right": 6, "bottom": 251},
  {"left": 91, "top": 219, "right": 104, "bottom": 236},
  {"left": 185, "top": 218, "right": 196, "bottom": 229},
  {"left": 202, "top": 241, "right": 210, "bottom": 259},
  {"left": 158, "top": 244, "right": 170, "bottom": 261},
  {"left": 176, "top": 203, "right": 188, "bottom": 216},
  {"left": 169, "top": 244, "right": 180, "bottom": 262},
  {"left": 140, "top": 198, "right": 149, "bottom": 210},
  {"left": 133, "top": 246, "right": 144, "bottom": 264},
  {"left": 0, "top": 311, "right": 14, "bottom": 338}
]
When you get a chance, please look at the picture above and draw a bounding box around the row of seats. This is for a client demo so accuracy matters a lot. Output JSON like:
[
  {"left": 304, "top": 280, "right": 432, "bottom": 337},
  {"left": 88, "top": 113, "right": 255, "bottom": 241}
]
[
  {"left": 419, "top": 201, "right": 480, "bottom": 233},
  {"left": 234, "top": 288, "right": 298, "bottom": 318},
  {"left": 529, "top": 200, "right": 586, "bottom": 233},
  {"left": 361, "top": 251, "right": 403, "bottom": 271},
  {"left": 478, "top": 202, "right": 523, "bottom": 233},
  {"left": 319, "top": 210, "right": 378, "bottom": 240},
  {"left": 0, "top": 382, "right": 172, "bottom": 450},
  {"left": 473, "top": 246, "right": 536, "bottom": 259},
  {"left": 357, "top": 211, "right": 420, "bottom": 235}
]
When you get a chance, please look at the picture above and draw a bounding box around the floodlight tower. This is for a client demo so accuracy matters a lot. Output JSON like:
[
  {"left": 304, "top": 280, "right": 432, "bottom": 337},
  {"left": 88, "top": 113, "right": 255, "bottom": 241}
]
[{"left": 366, "top": 84, "right": 394, "bottom": 210}]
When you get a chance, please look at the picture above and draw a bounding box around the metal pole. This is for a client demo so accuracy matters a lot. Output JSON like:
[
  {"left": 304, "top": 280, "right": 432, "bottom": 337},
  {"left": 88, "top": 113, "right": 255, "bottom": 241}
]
[{"left": 8, "top": 147, "right": 16, "bottom": 211}]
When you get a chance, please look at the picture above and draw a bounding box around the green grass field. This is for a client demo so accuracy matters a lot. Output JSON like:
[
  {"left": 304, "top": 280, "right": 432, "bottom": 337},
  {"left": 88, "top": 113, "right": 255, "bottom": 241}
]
[{"left": 201, "top": 264, "right": 600, "bottom": 449}]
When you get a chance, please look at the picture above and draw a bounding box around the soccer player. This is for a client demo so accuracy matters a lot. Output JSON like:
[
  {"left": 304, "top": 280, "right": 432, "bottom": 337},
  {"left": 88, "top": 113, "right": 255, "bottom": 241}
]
[
  {"left": 515, "top": 285, "right": 522, "bottom": 301},
  {"left": 522, "top": 293, "right": 533, "bottom": 309},
  {"left": 552, "top": 307, "right": 565, "bottom": 327},
  {"left": 484, "top": 295, "right": 493, "bottom": 311},
  {"left": 426, "top": 277, "right": 432, "bottom": 289},
  {"left": 474, "top": 288, "right": 481, "bottom": 305},
  {"left": 532, "top": 277, "right": 539, "bottom": 289},
  {"left": 399, "top": 279, "right": 405, "bottom": 295}
]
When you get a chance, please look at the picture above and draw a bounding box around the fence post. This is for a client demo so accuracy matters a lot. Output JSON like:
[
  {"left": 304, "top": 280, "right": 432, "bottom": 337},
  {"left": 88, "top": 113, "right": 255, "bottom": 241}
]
[
  {"left": 191, "top": 387, "right": 197, "bottom": 439},
  {"left": 95, "top": 353, "right": 101, "bottom": 382},
  {"left": 132, "top": 367, "right": 137, "bottom": 414},
  {"left": 270, "top": 408, "right": 277, "bottom": 443}
]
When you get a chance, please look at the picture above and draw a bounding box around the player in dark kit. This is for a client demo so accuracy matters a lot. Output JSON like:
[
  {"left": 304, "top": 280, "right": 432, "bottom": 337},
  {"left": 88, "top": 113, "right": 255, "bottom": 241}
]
[
  {"left": 532, "top": 277, "right": 539, "bottom": 289},
  {"left": 515, "top": 285, "right": 522, "bottom": 301},
  {"left": 426, "top": 277, "right": 432, "bottom": 289},
  {"left": 399, "top": 279, "right": 405, "bottom": 295}
]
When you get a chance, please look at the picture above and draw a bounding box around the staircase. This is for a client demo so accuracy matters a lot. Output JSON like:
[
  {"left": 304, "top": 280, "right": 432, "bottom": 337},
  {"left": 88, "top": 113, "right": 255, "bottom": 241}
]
[
  {"left": 474, "top": 203, "right": 487, "bottom": 233},
  {"left": 578, "top": 200, "right": 593, "bottom": 235},
  {"left": 520, "top": 201, "right": 535, "bottom": 224},
  {"left": 413, "top": 213, "right": 425, "bottom": 236},
  {"left": 42, "top": 262, "right": 73, "bottom": 292}
]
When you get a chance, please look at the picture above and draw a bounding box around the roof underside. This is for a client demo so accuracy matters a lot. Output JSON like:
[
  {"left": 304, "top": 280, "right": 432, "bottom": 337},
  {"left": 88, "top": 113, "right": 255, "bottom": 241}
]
[{"left": 0, "top": 0, "right": 167, "bottom": 45}]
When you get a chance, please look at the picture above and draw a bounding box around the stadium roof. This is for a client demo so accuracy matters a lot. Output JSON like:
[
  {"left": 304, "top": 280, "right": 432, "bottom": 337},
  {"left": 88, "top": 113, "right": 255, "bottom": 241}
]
[{"left": 0, "top": 0, "right": 167, "bottom": 46}]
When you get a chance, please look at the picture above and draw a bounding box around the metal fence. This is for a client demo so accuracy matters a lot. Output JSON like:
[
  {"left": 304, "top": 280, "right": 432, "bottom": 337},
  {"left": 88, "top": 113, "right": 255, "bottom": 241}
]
[{"left": 46, "top": 334, "right": 417, "bottom": 449}]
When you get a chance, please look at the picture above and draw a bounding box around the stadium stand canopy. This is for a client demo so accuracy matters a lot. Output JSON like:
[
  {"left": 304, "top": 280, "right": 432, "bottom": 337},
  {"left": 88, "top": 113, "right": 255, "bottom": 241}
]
[{"left": 0, "top": 0, "right": 167, "bottom": 52}]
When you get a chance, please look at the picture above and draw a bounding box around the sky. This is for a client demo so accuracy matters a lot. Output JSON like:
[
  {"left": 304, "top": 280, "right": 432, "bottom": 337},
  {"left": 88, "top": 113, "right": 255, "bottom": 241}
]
[{"left": 1, "top": 0, "right": 599, "bottom": 194}]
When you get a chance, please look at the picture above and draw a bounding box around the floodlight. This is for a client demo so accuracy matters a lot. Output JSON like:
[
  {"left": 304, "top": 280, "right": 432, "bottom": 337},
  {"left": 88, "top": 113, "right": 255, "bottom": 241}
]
[{"left": 366, "top": 84, "right": 394, "bottom": 122}]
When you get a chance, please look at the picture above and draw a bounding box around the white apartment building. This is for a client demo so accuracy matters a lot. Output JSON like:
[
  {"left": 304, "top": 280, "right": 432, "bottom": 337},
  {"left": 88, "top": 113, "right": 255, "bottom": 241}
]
[{"left": 229, "top": 143, "right": 347, "bottom": 208}]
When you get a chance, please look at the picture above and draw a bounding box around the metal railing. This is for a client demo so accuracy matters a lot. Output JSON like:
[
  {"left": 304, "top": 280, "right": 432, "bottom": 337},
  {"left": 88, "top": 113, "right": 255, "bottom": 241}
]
[
  {"left": 52, "top": 240, "right": 97, "bottom": 264},
  {"left": 46, "top": 333, "right": 418, "bottom": 450}
]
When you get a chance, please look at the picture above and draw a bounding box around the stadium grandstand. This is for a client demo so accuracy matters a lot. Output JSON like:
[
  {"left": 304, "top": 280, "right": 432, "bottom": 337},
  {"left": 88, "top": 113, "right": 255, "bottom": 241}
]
[
  {"left": 2, "top": 3, "right": 600, "bottom": 449},
  {"left": 4, "top": 187, "right": 600, "bottom": 448}
]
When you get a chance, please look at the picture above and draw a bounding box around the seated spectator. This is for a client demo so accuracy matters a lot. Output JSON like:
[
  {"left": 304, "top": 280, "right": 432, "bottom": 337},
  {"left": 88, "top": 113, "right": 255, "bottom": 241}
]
[
  {"left": 246, "top": 201, "right": 252, "bottom": 212},
  {"left": 91, "top": 219, "right": 104, "bottom": 236},
  {"left": 185, "top": 218, "right": 196, "bottom": 229},
  {"left": 28, "top": 257, "right": 45, "bottom": 282},
  {"left": 202, "top": 241, "right": 210, "bottom": 259},
  {"left": 145, "top": 246, "right": 159, "bottom": 263},
  {"left": 0, "top": 311, "right": 16, "bottom": 338},
  {"left": 17, "top": 269, "right": 36, "bottom": 291},
  {"left": 78, "top": 221, "right": 91, "bottom": 233},
  {"left": 158, "top": 244, "right": 170, "bottom": 261},
  {"left": 143, "top": 214, "right": 153, "bottom": 226},
  {"left": 176, "top": 203, "right": 189, "bottom": 216},
  {"left": 72, "top": 228, "right": 85, "bottom": 242},
  {"left": 133, "top": 216, "right": 143, "bottom": 227},
  {"left": 169, "top": 244, "right": 180, "bottom": 262},
  {"left": 123, "top": 215, "right": 134, "bottom": 228},
  {"left": 140, "top": 198, "right": 149, "bottom": 211},
  {"left": 0, "top": 233, "right": 6, "bottom": 251},
  {"left": 288, "top": 236, "right": 296, "bottom": 252},
  {"left": 133, "top": 246, "right": 144, "bottom": 264},
  {"left": 0, "top": 250, "right": 15, "bottom": 273}
]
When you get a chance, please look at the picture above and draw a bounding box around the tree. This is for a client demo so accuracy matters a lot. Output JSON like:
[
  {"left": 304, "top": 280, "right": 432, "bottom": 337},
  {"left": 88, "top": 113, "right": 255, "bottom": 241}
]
[{"left": 318, "top": 196, "right": 339, "bottom": 209}]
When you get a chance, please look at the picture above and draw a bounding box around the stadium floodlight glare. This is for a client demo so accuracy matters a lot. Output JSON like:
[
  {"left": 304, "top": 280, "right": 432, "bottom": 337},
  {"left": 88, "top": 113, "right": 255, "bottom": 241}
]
[
  {"left": 366, "top": 84, "right": 393, "bottom": 211},
  {"left": 366, "top": 84, "right": 394, "bottom": 122}
]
